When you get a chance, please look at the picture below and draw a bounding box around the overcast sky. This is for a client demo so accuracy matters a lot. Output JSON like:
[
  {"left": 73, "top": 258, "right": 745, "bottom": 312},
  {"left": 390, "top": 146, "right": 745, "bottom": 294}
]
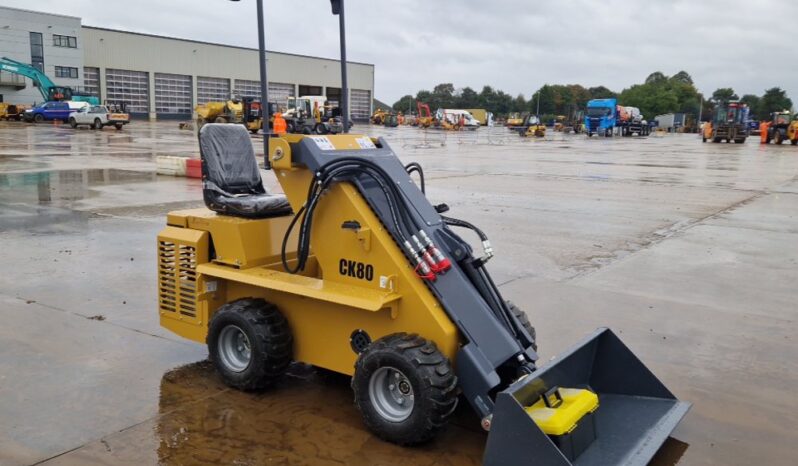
[{"left": 8, "top": 0, "right": 797, "bottom": 105}]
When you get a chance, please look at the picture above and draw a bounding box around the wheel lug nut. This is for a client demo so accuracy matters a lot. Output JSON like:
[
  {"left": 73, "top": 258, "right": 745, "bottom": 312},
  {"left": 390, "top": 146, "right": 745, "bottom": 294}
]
[
  {"left": 389, "top": 384, "right": 395, "bottom": 390},
  {"left": 397, "top": 398, "right": 404, "bottom": 404}
]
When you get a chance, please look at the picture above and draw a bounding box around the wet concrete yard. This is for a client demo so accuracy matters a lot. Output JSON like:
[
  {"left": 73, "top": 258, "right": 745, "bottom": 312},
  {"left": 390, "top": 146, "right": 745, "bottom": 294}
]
[{"left": 1, "top": 121, "right": 797, "bottom": 465}]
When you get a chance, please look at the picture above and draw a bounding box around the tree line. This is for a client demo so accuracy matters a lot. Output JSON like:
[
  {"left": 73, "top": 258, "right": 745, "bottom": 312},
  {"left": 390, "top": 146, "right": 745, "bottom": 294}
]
[{"left": 391, "top": 71, "right": 793, "bottom": 122}]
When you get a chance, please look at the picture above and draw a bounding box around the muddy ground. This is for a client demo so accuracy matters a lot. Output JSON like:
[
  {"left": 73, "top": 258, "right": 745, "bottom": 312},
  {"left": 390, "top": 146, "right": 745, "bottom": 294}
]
[{"left": 0, "top": 121, "right": 796, "bottom": 465}]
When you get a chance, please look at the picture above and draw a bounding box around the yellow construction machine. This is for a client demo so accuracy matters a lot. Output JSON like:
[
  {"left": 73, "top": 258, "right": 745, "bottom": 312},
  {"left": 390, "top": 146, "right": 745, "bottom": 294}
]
[
  {"left": 195, "top": 96, "right": 265, "bottom": 133},
  {"left": 156, "top": 7, "right": 688, "bottom": 464},
  {"left": 519, "top": 114, "right": 546, "bottom": 138},
  {"left": 157, "top": 125, "right": 689, "bottom": 465},
  {"left": 0, "top": 103, "right": 27, "bottom": 121},
  {"left": 506, "top": 112, "right": 525, "bottom": 129},
  {"left": 370, "top": 107, "right": 389, "bottom": 125}
]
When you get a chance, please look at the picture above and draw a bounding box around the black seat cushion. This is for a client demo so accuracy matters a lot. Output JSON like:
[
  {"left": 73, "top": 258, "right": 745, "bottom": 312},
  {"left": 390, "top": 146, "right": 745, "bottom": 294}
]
[{"left": 199, "top": 124, "right": 292, "bottom": 218}]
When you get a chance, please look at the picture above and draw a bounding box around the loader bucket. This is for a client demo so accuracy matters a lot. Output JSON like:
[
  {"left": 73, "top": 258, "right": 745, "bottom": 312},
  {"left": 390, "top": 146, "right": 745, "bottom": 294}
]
[{"left": 483, "top": 328, "right": 690, "bottom": 466}]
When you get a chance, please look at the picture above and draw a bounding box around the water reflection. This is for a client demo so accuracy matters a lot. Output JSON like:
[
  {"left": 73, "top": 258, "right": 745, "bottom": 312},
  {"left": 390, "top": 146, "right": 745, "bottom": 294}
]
[
  {"left": 155, "top": 362, "right": 687, "bottom": 465},
  {"left": 0, "top": 168, "right": 156, "bottom": 204},
  {"left": 155, "top": 361, "right": 484, "bottom": 465}
]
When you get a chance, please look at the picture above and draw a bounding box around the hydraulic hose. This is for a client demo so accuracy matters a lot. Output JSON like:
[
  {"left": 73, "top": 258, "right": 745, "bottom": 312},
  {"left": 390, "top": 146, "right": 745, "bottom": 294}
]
[
  {"left": 281, "top": 157, "right": 424, "bottom": 274},
  {"left": 404, "top": 162, "right": 425, "bottom": 194}
]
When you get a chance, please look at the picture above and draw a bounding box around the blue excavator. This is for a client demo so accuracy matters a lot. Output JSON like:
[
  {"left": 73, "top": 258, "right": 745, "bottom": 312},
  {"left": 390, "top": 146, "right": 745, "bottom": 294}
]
[{"left": 0, "top": 56, "right": 99, "bottom": 105}]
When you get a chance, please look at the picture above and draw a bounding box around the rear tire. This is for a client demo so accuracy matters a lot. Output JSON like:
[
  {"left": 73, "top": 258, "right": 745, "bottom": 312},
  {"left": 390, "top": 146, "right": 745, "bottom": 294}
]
[
  {"left": 791, "top": 139, "right": 797, "bottom": 146},
  {"left": 286, "top": 120, "right": 296, "bottom": 133},
  {"left": 774, "top": 131, "right": 784, "bottom": 145},
  {"left": 207, "top": 298, "right": 293, "bottom": 391},
  {"left": 115, "top": 123, "right": 123, "bottom": 130},
  {"left": 506, "top": 301, "right": 537, "bottom": 352},
  {"left": 353, "top": 333, "right": 457, "bottom": 445},
  {"left": 69, "top": 117, "right": 77, "bottom": 129}
]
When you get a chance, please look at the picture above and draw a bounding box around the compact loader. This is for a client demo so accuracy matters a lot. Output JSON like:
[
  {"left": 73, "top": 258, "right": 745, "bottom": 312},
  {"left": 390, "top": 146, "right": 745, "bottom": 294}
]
[
  {"left": 518, "top": 114, "right": 546, "bottom": 138},
  {"left": 157, "top": 124, "right": 689, "bottom": 465}
]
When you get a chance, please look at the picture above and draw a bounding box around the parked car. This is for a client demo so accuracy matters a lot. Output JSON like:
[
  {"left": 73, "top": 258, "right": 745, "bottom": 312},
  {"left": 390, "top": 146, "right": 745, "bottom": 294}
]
[
  {"left": 24, "top": 101, "right": 89, "bottom": 123},
  {"left": 68, "top": 105, "right": 130, "bottom": 130}
]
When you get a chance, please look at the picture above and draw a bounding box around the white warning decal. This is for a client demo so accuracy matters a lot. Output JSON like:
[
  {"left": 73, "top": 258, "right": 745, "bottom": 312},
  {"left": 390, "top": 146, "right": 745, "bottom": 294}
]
[
  {"left": 309, "top": 136, "right": 335, "bottom": 151},
  {"left": 355, "top": 136, "right": 376, "bottom": 149}
]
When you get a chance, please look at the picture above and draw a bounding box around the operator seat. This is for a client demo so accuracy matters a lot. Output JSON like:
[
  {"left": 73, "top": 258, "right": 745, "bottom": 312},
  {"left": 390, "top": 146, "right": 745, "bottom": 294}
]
[{"left": 199, "top": 123, "right": 292, "bottom": 218}]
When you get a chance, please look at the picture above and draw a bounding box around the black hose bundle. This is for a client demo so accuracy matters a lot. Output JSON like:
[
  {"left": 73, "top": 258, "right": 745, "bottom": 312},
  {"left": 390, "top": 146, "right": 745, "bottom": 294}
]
[{"left": 282, "top": 157, "right": 424, "bottom": 274}]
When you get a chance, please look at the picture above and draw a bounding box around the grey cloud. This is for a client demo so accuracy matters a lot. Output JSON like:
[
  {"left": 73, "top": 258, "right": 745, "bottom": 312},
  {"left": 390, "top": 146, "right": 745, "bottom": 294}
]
[{"left": 7, "top": 0, "right": 796, "bottom": 104}]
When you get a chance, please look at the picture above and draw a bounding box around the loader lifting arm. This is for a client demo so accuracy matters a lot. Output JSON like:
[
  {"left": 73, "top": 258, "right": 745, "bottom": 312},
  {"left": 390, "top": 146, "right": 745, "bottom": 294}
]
[{"left": 269, "top": 134, "right": 690, "bottom": 465}]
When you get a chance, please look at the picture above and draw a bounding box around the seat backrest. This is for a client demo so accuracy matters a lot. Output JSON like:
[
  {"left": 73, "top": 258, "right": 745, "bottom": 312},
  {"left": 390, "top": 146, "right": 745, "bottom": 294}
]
[{"left": 199, "top": 123, "right": 265, "bottom": 195}]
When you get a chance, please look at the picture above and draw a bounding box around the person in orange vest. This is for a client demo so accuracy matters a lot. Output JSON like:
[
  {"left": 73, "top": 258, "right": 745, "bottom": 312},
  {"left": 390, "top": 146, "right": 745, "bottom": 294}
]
[
  {"left": 273, "top": 112, "right": 287, "bottom": 135},
  {"left": 760, "top": 120, "right": 770, "bottom": 144}
]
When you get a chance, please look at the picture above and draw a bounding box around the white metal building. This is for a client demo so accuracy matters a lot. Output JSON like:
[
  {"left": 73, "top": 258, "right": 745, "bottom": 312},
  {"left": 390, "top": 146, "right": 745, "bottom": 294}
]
[
  {"left": 0, "top": 8, "right": 83, "bottom": 104},
  {"left": 0, "top": 6, "right": 375, "bottom": 120}
]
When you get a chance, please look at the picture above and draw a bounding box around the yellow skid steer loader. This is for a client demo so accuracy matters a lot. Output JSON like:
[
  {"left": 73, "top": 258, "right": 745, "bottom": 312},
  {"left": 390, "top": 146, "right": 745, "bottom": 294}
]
[
  {"left": 157, "top": 125, "right": 689, "bottom": 465},
  {"left": 157, "top": 4, "right": 688, "bottom": 463}
]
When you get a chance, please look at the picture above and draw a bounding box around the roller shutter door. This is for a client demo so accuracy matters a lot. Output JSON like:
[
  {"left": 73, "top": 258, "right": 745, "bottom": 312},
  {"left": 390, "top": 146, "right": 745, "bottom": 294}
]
[
  {"left": 234, "top": 79, "right": 261, "bottom": 99},
  {"left": 155, "top": 73, "right": 192, "bottom": 117},
  {"left": 197, "top": 76, "right": 230, "bottom": 104},
  {"left": 83, "top": 67, "right": 100, "bottom": 99},
  {"left": 269, "top": 82, "right": 294, "bottom": 109},
  {"left": 350, "top": 89, "right": 371, "bottom": 121},
  {"left": 105, "top": 69, "right": 149, "bottom": 114}
]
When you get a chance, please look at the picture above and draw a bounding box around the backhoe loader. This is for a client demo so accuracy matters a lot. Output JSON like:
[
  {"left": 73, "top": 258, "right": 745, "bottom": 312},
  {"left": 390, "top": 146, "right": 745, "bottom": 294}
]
[{"left": 157, "top": 126, "right": 689, "bottom": 465}]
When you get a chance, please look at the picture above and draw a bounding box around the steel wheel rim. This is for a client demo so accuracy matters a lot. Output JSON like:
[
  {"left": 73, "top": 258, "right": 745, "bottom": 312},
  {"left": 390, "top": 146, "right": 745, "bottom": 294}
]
[
  {"left": 368, "top": 366, "right": 414, "bottom": 422},
  {"left": 218, "top": 325, "right": 252, "bottom": 372}
]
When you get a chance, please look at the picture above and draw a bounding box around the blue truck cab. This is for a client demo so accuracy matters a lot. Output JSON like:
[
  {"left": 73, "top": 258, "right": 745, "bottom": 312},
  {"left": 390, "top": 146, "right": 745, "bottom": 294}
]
[
  {"left": 24, "top": 101, "right": 76, "bottom": 123},
  {"left": 585, "top": 98, "right": 617, "bottom": 136}
]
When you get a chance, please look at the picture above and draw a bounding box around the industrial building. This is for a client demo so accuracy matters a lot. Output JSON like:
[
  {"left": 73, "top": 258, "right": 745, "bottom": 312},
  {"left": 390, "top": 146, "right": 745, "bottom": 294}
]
[{"left": 0, "top": 6, "right": 375, "bottom": 120}]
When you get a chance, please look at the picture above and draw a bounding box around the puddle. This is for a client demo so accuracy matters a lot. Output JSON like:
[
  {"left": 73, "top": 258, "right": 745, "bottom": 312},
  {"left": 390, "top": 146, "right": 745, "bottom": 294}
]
[
  {"left": 151, "top": 361, "right": 485, "bottom": 465},
  {"left": 0, "top": 169, "right": 156, "bottom": 203}
]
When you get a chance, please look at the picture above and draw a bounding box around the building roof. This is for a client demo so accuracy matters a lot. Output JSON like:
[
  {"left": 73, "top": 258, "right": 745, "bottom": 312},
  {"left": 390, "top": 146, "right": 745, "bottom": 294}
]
[
  {"left": 82, "top": 26, "right": 374, "bottom": 67},
  {"left": 0, "top": 5, "right": 81, "bottom": 21}
]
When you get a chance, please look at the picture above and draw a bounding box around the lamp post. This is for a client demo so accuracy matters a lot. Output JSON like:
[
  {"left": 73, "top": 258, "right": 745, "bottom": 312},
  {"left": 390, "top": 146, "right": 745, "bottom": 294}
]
[
  {"left": 230, "top": 0, "right": 270, "bottom": 168},
  {"left": 331, "top": 0, "right": 348, "bottom": 133}
]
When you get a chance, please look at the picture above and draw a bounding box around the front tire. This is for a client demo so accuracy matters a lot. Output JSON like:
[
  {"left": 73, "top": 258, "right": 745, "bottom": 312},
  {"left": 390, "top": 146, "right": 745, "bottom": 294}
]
[
  {"left": 353, "top": 333, "right": 457, "bottom": 445},
  {"left": 33, "top": 113, "right": 44, "bottom": 123},
  {"left": 207, "top": 298, "right": 293, "bottom": 391},
  {"left": 774, "top": 131, "right": 784, "bottom": 145},
  {"left": 69, "top": 117, "right": 77, "bottom": 129},
  {"left": 93, "top": 118, "right": 102, "bottom": 130}
]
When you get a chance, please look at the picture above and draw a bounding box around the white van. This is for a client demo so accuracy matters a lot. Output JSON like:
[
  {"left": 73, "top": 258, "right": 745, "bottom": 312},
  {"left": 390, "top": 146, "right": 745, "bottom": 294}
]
[{"left": 435, "top": 109, "right": 481, "bottom": 128}]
